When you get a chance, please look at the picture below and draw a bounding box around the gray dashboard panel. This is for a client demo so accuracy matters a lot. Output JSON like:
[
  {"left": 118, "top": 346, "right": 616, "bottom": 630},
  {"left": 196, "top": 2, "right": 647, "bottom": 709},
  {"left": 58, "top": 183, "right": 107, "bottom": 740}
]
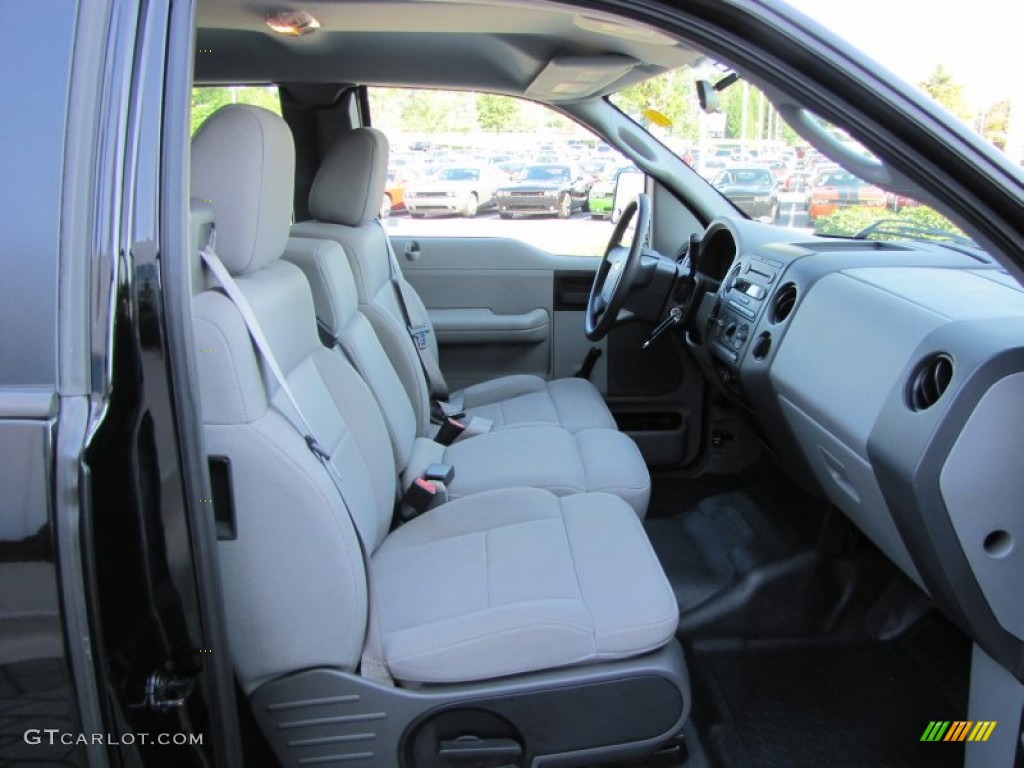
[
  {"left": 765, "top": 263, "right": 1024, "bottom": 605},
  {"left": 771, "top": 271, "right": 946, "bottom": 453},
  {"left": 777, "top": 394, "right": 922, "bottom": 584},
  {"left": 940, "top": 372, "right": 1024, "bottom": 642}
]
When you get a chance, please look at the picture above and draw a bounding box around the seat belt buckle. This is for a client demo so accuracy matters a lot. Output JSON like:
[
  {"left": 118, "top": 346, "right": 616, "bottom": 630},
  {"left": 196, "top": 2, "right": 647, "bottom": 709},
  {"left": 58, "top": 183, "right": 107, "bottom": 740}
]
[
  {"left": 400, "top": 477, "right": 439, "bottom": 522},
  {"left": 431, "top": 399, "right": 466, "bottom": 425},
  {"left": 434, "top": 417, "right": 467, "bottom": 446},
  {"left": 408, "top": 323, "right": 431, "bottom": 351},
  {"left": 423, "top": 463, "right": 455, "bottom": 485}
]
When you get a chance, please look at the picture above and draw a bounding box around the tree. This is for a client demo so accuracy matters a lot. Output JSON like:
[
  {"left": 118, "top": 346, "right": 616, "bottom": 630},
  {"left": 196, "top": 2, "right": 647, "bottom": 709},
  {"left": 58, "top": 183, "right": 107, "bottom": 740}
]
[
  {"left": 190, "top": 86, "right": 281, "bottom": 135},
  {"left": 400, "top": 91, "right": 459, "bottom": 133},
  {"left": 476, "top": 94, "right": 521, "bottom": 134},
  {"left": 978, "top": 99, "right": 1010, "bottom": 149},
  {"left": 918, "top": 65, "right": 974, "bottom": 121},
  {"left": 613, "top": 69, "right": 699, "bottom": 141}
]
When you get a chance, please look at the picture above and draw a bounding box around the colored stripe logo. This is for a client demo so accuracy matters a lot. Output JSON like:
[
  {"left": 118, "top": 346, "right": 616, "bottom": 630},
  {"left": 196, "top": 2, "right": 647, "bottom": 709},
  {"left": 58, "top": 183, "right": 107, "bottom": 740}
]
[{"left": 921, "top": 721, "right": 996, "bottom": 742}]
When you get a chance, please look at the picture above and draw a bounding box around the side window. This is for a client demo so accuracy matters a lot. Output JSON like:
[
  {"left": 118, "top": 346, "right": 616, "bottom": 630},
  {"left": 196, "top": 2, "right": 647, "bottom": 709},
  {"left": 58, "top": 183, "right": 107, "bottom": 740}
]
[
  {"left": 367, "top": 87, "right": 635, "bottom": 257},
  {"left": 190, "top": 86, "right": 281, "bottom": 135}
]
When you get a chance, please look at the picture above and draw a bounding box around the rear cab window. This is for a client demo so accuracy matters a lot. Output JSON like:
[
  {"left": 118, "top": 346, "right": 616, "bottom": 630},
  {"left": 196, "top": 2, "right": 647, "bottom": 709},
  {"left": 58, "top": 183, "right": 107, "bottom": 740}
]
[{"left": 191, "top": 86, "right": 281, "bottom": 135}]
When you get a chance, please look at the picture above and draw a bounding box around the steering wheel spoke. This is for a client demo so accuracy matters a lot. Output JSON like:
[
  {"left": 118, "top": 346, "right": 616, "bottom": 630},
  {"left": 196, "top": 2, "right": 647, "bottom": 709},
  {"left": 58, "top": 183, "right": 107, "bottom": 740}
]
[{"left": 585, "top": 195, "right": 652, "bottom": 341}]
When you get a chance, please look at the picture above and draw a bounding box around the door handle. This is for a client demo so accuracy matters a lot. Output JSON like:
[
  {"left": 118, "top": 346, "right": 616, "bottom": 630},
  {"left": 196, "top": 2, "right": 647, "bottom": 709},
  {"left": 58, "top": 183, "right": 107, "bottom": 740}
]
[{"left": 403, "top": 241, "right": 421, "bottom": 261}]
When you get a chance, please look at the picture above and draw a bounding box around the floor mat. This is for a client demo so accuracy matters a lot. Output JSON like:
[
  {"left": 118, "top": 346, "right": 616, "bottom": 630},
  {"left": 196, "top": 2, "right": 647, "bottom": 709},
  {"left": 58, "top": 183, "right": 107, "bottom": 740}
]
[
  {"left": 691, "top": 620, "right": 970, "bottom": 768},
  {"left": 643, "top": 490, "right": 802, "bottom": 613}
]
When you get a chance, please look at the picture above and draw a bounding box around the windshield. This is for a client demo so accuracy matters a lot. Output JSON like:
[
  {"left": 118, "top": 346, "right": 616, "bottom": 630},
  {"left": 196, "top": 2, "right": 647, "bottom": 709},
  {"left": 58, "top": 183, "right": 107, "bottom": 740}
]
[
  {"left": 714, "top": 169, "right": 774, "bottom": 188},
  {"left": 523, "top": 166, "right": 571, "bottom": 182},
  {"left": 437, "top": 168, "right": 480, "bottom": 181},
  {"left": 610, "top": 58, "right": 983, "bottom": 247}
]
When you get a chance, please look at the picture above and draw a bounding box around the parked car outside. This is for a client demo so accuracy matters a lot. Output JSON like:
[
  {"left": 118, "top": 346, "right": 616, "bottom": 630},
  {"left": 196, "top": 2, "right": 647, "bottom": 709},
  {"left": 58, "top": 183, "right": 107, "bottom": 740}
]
[
  {"left": 886, "top": 191, "right": 920, "bottom": 212},
  {"left": 381, "top": 167, "right": 418, "bottom": 218},
  {"left": 711, "top": 166, "right": 776, "bottom": 219},
  {"left": 404, "top": 165, "right": 502, "bottom": 217},
  {"left": 770, "top": 170, "right": 813, "bottom": 222},
  {"left": 589, "top": 165, "right": 642, "bottom": 221},
  {"left": 807, "top": 169, "right": 888, "bottom": 221},
  {"left": 494, "top": 164, "right": 593, "bottom": 218}
]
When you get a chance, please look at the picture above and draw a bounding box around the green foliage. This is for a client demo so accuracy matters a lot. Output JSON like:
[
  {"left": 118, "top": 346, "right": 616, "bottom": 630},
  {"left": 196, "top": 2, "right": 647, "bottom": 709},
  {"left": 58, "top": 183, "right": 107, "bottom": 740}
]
[
  {"left": 371, "top": 89, "right": 537, "bottom": 135},
  {"left": 612, "top": 69, "right": 699, "bottom": 141},
  {"left": 190, "top": 87, "right": 281, "bottom": 135},
  {"left": 898, "top": 205, "right": 966, "bottom": 237},
  {"left": 477, "top": 94, "right": 522, "bottom": 134},
  {"left": 813, "top": 204, "right": 965, "bottom": 242},
  {"left": 979, "top": 99, "right": 1010, "bottom": 149},
  {"left": 917, "top": 65, "right": 974, "bottom": 121},
  {"left": 812, "top": 206, "right": 889, "bottom": 236},
  {"left": 400, "top": 90, "right": 477, "bottom": 133}
]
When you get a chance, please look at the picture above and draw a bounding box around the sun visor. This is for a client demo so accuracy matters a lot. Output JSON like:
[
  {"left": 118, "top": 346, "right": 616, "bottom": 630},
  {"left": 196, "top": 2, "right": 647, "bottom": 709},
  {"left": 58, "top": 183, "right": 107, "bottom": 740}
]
[{"left": 525, "top": 55, "right": 640, "bottom": 102}]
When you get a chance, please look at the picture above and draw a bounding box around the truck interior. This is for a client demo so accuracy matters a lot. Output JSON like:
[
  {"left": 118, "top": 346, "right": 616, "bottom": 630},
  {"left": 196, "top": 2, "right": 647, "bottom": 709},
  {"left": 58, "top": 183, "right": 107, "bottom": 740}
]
[{"left": 159, "top": 0, "right": 1024, "bottom": 765}]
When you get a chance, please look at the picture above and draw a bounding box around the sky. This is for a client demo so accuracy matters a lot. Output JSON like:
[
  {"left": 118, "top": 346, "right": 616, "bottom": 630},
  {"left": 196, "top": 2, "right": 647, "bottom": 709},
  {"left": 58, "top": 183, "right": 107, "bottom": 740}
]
[{"left": 784, "top": 0, "right": 1020, "bottom": 109}]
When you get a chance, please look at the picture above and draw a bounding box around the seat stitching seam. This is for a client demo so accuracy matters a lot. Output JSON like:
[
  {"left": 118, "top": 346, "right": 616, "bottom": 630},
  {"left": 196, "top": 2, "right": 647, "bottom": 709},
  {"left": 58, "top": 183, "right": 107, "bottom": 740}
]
[
  {"left": 377, "top": 517, "right": 556, "bottom": 558},
  {"left": 249, "top": 419, "right": 365, "bottom": 661},
  {"left": 387, "top": 620, "right": 594, "bottom": 663},
  {"left": 558, "top": 505, "right": 597, "bottom": 650},
  {"left": 484, "top": 531, "right": 491, "bottom": 610},
  {"left": 314, "top": 243, "right": 342, "bottom": 336},
  {"left": 548, "top": 388, "right": 564, "bottom": 425},
  {"left": 196, "top": 314, "right": 255, "bottom": 423}
]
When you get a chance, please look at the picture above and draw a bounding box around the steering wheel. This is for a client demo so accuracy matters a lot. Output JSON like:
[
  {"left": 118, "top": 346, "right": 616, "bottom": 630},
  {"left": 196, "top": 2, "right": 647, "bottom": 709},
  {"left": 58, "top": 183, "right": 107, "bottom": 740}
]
[{"left": 585, "top": 194, "right": 651, "bottom": 341}]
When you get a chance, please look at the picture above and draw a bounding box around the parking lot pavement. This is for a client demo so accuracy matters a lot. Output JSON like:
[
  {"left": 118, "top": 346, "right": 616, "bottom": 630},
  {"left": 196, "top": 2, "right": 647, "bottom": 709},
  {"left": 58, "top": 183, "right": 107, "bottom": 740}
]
[{"left": 773, "top": 202, "right": 811, "bottom": 229}]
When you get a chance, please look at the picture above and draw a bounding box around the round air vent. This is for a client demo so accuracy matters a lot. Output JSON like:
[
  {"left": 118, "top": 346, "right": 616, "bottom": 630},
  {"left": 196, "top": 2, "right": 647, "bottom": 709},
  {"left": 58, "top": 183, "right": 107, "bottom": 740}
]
[
  {"left": 752, "top": 332, "right": 772, "bottom": 360},
  {"left": 907, "top": 354, "right": 954, "bottom": 411},
  {"left": 725, "top": 264, "right": 742, "bottom": 292},
  {"left": 771, "top": 282, "right": 798, "bottom": 324}
]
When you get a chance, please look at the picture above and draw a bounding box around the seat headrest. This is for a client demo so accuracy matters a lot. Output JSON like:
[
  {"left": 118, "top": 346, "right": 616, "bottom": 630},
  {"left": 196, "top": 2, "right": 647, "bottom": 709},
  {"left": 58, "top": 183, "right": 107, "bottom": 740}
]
[
  {"left": 190, "top": 105, "right": 295, "bottom": 276},
  {"left": 309, "top": 128, "right": 389, "bottom": 228}
]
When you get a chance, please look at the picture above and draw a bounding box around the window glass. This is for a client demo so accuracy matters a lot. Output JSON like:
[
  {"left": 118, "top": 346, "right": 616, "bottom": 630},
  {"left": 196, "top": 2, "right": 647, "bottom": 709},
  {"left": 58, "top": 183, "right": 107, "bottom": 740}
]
[
  {"left": 190, "top": 86, "right": 281, "bottom": 135},
  {"left": 612, "top": 69, "right": 969, "bottom": 245},
  {"left": 368, "top": 87, "right": 642, "bottom": 257}
]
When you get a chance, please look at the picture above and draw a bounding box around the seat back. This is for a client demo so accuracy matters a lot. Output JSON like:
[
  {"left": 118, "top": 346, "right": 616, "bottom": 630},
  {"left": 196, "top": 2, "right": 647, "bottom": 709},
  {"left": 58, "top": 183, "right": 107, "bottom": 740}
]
[
  {"left": 190, "top": 105, "right": 396, "bottom": 692},
  {"left": 292, "top": 128, "right": 437, "bottom": 434},
  {"left": 285, "top": 236, "right": 419, "bottom": 471}
]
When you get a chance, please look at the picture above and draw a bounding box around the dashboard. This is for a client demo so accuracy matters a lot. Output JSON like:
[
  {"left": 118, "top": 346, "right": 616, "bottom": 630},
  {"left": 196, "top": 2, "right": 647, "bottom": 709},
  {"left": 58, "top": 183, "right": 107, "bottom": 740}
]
[{"left": 680, "top": 217, "right": 1024, "bottom": 682}]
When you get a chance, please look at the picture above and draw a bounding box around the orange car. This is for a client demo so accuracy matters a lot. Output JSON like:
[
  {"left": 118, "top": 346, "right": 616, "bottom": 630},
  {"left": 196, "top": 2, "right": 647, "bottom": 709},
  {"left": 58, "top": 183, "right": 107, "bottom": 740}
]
[
  {"left": 807, "top": 170, "right": 887, "bottom": 221},
  {"left": 381, "top": 168, "right": 418, "bottom": 217}
]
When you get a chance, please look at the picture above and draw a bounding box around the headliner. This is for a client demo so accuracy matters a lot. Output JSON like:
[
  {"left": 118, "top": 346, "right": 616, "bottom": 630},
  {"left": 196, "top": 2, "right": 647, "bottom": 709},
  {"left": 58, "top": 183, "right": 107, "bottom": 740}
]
[{"left": 195, "top": 0, "right": 703, "bottom": 100}]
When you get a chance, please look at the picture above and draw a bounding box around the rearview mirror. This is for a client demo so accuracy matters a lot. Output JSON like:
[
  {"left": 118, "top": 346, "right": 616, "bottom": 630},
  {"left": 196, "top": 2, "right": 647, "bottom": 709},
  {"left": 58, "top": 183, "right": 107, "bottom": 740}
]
[
  {"left": 696, "top": 72, "right": 740, "bottom": 114},
  {"left": 696, "top": 80, "right": 719, "bottom": 113}
]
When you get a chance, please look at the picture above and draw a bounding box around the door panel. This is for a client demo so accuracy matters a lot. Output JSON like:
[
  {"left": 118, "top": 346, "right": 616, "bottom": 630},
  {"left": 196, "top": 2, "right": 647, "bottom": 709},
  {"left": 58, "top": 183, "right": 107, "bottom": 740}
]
[
  {"left": 390, "top": 233, "right": 703, "bottom": 468},
  {"left": 430, "top": 307, "right": 550, "bottom": 344},
  {"left": 391, "top": 235, "right": 583, "bottom": 390}
]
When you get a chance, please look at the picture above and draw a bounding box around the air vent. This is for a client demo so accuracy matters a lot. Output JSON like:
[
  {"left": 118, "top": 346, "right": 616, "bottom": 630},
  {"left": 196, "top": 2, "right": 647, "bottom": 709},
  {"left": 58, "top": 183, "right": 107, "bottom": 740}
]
[
  {"left": 752, "top": 332, "right": 772, "bottom": 360},
  {"left": 771, "top": 283, "right": 798, "bottom": 324},
  {"left": 725, "top": 264, "right": 742, "bottom": 292},
  {"left": 907, "top": 354, "right": 954, "bottom": 411}
]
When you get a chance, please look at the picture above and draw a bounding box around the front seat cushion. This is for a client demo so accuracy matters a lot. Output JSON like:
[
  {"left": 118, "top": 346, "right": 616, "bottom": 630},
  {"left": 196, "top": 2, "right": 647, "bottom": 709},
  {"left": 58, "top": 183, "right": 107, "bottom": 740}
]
[
  {"left": 371, "top": 488, "right": 679, "bottom": 684},
  {"left": 457, "top": 375, "right": 618, "bottom": 434},
  {"left": 402, "top": 425, "right": 651, "bottom": 517}
]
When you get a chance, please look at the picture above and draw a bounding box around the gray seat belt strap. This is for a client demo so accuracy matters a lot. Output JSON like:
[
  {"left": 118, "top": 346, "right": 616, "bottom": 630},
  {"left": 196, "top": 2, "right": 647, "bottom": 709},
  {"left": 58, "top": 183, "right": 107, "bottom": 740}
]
[
  {"left": 200, "top": 247, "right": 335, "bottom": 473},
  {"left": 378, "top": 222, "right": 450, "bottom": 401},
  {"left": 199, "top": 246, "right": 393, "bottom": 684}
]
